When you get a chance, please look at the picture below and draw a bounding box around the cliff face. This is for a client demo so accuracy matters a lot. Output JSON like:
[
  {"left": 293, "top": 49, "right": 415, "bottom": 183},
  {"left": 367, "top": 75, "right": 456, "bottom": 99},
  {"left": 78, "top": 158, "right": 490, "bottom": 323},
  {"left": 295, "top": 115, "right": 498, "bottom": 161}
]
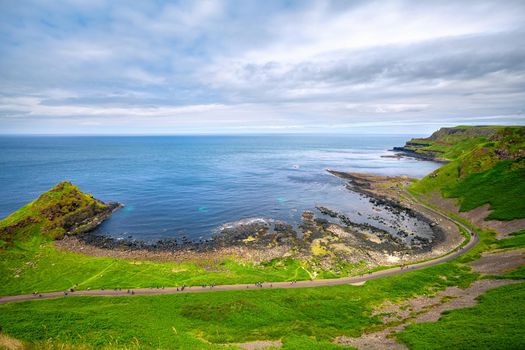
[
  {"left": 0, "top": 182, "right": 121, "bottom": 246},
  {"left": 394, "top": 126, "right": 503, "bottom": 162},
  {"left": 426, "top": 126, "right": 498, "bottom": 141}
]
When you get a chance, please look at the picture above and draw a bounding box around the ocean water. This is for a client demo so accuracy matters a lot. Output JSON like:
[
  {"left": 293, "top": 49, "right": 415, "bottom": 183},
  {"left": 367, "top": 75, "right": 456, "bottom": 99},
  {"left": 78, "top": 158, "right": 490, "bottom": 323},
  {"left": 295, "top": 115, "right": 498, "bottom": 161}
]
[{"left": 0, "top": 135, "right": 441, "bottom": 242}]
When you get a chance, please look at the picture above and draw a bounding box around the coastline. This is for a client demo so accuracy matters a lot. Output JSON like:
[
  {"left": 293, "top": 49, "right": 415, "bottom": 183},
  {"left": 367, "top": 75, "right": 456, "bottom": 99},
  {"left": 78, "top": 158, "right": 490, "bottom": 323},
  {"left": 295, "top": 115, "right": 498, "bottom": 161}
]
[
  {"left": 55, "top": 170, "right": 465, "bottom": 273},
  {"left": 2, "top": 212, "right": 479, "bottom": 303}
]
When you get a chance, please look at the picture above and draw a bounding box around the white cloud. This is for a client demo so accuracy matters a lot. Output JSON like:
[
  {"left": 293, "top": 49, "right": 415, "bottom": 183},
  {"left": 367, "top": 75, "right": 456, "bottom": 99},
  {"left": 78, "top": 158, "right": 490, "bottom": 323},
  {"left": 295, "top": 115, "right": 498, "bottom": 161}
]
[{"left": 0, "top": 0, "right": 524, "bottom": 134}]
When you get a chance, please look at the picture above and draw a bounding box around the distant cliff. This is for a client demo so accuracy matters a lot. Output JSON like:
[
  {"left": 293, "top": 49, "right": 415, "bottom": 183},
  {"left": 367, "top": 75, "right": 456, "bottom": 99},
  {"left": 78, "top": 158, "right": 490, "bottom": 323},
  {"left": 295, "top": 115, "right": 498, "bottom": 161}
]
[
  {"left": 409, "top": 125, "right": 525, "bottom": 221},
  {"left": 393, "top": 126, "right": 502, "bottom": 162}
]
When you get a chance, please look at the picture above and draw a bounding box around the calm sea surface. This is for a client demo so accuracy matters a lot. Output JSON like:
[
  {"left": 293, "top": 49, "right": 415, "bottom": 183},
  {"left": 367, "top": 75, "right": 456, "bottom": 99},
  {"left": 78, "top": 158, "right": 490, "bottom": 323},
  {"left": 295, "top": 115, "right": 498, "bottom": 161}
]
[{"left": 0, "top": 135, "right": 441, "bottom": 242}]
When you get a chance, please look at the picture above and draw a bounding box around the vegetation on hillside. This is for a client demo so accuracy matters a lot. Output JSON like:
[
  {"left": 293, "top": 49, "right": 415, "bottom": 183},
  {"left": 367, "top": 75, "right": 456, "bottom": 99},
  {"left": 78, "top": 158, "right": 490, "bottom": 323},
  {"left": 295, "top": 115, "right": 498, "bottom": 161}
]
[
  {"left": 2, "top": 210, "right": 524, "bottom": 349},
  {"left": 0, "top": 234, "right": 314, "bottom": 296},
  {"left": 0, "top": 182, "right": 116, "bottom": 246},
  {"left": 0, "top": 263, "right": 477, "bottom": 349},
  {"left": 409, "top": 126, "right": 525, "bottom": 220},
  {"left": 398, "top": 125, "right": 503, "bottom": 160},
  {"left": 397, "top": 282, "right": 525, "bottom": 349}
]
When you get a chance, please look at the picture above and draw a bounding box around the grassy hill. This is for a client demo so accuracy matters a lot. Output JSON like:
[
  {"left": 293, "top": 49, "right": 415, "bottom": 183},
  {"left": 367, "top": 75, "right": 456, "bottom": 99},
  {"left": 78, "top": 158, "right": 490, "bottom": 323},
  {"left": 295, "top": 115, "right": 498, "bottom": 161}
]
[
  {"left": 407, "top": 126, "right": 525, "bottom": 220},
  {"left": 0, "top": 182, "right": 120, "bottom": 247}
]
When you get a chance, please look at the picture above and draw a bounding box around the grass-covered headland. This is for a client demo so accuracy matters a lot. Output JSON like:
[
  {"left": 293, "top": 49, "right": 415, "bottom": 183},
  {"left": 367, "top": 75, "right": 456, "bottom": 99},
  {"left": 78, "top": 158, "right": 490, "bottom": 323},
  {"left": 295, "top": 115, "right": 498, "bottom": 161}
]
[
  {"left": 0, "top": 183, "right": 317, "bottom": 296},
  {"left": 401, "top": 126, "right": 525, "bottom": 220},
  {"left": 0, "top": 125, "right": 523, "bottom": 349},
  {"left": 0, "top": 181, "right": 121, "bottom": 247}
]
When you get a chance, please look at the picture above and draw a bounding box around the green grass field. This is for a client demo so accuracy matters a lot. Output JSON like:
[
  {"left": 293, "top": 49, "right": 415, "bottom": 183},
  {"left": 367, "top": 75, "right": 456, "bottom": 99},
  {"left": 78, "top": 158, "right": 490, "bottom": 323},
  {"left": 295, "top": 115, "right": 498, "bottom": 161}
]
[
  {"left": 0, "top": 263, "right": 477, "bottom": 349},
  {"left": 2, "top": 190, "right": 516, "bottom": 349},
  {"left": 397, "top": 282, "right": 525, "bottom": 350},
  {"left": 0, "top": 234, "right": 315, "bottom": 296},
  {"left": 392, "top": 226, "right": 525, "bottom": 349}
]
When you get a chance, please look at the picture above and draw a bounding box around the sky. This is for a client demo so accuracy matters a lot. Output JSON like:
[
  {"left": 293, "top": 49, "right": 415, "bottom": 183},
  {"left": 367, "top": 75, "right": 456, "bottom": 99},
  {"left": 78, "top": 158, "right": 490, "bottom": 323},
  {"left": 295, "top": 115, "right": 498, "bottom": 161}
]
[{"left": 0, "top": 0, "right": 524, "bottom": 135}]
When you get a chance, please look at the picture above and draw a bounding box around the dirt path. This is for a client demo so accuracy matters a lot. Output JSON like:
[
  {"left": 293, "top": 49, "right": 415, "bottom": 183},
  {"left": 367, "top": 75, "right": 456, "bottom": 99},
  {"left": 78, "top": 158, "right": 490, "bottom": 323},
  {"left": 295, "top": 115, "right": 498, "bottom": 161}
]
[
  {"left": 335, "top": 279, "right": 521, "bottom": 350},
  {"left": 0, "top": 196, "right": 478, "bottom": 304}
]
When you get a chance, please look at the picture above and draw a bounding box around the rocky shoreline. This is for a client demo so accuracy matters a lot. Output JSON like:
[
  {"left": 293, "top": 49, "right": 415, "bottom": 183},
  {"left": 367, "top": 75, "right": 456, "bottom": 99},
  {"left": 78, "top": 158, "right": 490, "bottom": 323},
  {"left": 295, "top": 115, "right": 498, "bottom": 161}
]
[
  {"left": 327, "top": 170, "right": 446, "bottom": 244},
  {"left": 56, "top": 169, "right": 463, "bottom": 273},
  {"left": 391, "top": 145, "right": 449, "bottom": 162}
]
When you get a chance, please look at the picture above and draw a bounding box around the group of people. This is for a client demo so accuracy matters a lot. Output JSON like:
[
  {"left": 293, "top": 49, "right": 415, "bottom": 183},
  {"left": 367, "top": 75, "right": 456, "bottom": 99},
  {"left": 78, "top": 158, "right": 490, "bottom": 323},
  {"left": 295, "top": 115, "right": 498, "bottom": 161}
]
[{"left": 246, "top": 282, "right": 274, "bottom": 289}]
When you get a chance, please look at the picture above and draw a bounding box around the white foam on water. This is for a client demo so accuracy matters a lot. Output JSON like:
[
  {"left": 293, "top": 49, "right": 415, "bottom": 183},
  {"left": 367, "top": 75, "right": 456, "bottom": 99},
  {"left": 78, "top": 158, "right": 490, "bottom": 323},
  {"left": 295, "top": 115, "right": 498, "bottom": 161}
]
[{"left": 215, "top": 217, "right": 273, "bottom": 232}]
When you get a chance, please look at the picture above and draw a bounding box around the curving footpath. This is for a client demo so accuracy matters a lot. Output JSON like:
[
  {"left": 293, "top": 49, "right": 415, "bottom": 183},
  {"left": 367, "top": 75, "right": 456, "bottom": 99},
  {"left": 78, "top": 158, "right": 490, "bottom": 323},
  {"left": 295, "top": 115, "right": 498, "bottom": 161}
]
[{"left": 0, "top": 194, "right": 479, "bottom": 304}]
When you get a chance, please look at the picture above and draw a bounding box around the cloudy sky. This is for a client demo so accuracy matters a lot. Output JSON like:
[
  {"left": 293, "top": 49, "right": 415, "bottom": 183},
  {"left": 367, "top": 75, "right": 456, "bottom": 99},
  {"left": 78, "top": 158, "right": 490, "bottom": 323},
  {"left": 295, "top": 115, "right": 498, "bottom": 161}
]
[{"left": 1, "top": 0, "right": 524, "bottom": 134}]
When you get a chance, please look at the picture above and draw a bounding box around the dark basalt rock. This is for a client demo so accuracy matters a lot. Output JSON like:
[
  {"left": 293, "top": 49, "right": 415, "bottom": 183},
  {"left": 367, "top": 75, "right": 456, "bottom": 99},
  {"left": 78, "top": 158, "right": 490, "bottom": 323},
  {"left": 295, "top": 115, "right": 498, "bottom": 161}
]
[
  {"left": 327, "top": 170, "right": 446, "bottom": 251},
  {"left": 65, "top": 202, "right": 123, "bottom": 236},
  {"left": 72, "top": 169, "right": 446, "bottom": 258},
  {"left": 316, "top": 206, "right": 339, "bottom": 218}
]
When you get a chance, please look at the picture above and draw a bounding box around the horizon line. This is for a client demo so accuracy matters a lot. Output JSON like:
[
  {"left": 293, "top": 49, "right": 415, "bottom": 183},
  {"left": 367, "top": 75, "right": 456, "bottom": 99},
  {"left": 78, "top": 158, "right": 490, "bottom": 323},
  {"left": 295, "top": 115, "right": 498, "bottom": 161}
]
[{"left": 0, "top": 132, "right": 428, "bottom": 137}]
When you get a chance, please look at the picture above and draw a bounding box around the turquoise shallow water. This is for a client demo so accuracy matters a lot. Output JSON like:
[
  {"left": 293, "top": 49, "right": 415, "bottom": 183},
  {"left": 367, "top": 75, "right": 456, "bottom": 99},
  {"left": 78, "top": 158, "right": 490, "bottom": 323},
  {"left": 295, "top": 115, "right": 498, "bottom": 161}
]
[{"left": 0, "top": 135, "right": 440, "bottom": 242}]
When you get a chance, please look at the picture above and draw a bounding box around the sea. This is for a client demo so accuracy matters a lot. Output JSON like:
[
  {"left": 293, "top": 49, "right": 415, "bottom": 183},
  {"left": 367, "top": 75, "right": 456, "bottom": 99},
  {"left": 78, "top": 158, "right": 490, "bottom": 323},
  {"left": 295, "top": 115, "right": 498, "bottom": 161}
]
[{"left": 0, "top": 135, "right": 441, "bottom": 242}]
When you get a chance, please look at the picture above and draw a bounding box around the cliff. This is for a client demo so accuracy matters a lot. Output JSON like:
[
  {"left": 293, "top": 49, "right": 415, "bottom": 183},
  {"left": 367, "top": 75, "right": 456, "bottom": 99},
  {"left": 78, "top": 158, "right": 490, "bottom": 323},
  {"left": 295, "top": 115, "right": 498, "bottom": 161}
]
[
  {"left": 393, "top": 126, "right": 503, "bottom": 162},
  {"left": 409, "top": 126, "right": 525, "bottom": 221}
]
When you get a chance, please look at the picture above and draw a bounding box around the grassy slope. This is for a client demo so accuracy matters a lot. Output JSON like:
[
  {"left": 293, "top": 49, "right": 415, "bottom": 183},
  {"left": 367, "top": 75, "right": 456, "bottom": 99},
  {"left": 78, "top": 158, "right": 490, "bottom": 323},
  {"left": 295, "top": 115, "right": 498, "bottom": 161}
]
[
  {"left": 5, "top": 225, "right": 523, "bottom": 350},
  {"left": 0, "top": 183, "right": 366, "bottom": 296},
  {"left": 494, "top": 229, "right": 525, "bottom": 250},
  {"left": 410, "top": 126, "right": 525, "bottom": 220},
  {"left": 0, "top": 234, "right": 313, "bottom": 296},
  {"left": 0, "top": 263, "right": 476, "bottom": 349},
  {"left": 0, "top": 181, "right": 110, "bottom": 246},
  {"left": 397, "top": 282, "right": 525, "bottom": 350},
  {"left": 393, "top": 226, "right": 525, "bottom": 349},
  {"left": 6, "top": 214, "right": 523, "bottom": 349}
]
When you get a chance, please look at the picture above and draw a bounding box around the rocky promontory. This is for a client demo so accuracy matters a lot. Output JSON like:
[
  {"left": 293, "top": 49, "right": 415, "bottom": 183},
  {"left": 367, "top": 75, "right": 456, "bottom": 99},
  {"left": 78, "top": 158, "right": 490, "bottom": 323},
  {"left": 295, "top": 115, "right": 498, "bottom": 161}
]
[
  {"left": 0, "top": 181, "right": 121, "bottom": 246},
  {"left": 392, "top": 125, "right": 500, "bottom": 162}
]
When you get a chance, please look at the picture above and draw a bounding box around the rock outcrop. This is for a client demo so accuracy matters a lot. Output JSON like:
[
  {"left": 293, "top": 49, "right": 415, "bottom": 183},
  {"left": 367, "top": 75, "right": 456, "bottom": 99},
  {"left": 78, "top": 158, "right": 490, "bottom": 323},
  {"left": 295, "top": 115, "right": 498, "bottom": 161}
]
[{"left": 0, "top": 182, "right": 121, "bottom": 246}]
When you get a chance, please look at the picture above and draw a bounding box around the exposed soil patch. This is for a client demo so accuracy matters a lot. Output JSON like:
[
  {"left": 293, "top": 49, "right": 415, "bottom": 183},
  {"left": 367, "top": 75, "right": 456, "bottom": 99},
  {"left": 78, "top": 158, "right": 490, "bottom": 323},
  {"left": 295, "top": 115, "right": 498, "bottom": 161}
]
[
  {"left": 229, "top": 340, "right": 282, "bottom": 350},
  {"left": 424, "top": 193, "right": 525, "bottom": 238},
  {"left": 468, "top": 248, "right": 525, "bottom": 275},
  {"left": 335, "top": 279, "right": 521, "bottom": 350},
  {"left": 0, "top": 333, "right": 24, "bottom": 350}
]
